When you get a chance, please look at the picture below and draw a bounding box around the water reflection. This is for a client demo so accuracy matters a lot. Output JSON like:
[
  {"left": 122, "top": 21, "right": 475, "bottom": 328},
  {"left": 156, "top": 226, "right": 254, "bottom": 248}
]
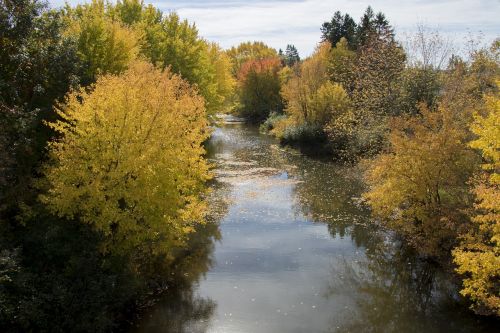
[
  {"left": 133, "top": 122, "right": 497, "bottom": 333},
  {"left": 132, "top": 181, "right": 228, "bottom": 332},
  {"left": 290, "top": 159, "right": 377, "bottom": 249},
  {"left": 326, "top": 238, "right": 496, "bottom": 333},
  {"left": 135, "top": 288, "right": 215, "bottom": 333}
]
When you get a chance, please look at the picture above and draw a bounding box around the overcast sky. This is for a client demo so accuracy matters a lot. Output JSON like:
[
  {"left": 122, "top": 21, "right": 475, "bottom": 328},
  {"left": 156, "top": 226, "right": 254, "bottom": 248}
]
[{"left": 49, "top": 0, "right": 500, "bottom": 57}]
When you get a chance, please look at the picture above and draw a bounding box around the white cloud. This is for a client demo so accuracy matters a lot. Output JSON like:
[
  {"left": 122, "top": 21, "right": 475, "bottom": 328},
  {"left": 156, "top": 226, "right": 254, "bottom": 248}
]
[{"left": 50, "top": 0, "right": 500, "bottom": 56}]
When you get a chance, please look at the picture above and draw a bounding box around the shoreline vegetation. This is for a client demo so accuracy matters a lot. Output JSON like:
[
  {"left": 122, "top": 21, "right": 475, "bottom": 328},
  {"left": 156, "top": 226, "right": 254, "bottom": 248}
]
[
  {"left": 237, "top": 8, "right": 499, "bottom": 318},
  {"left": 0, "top": 0, "right": 498, "bottom": 331}
]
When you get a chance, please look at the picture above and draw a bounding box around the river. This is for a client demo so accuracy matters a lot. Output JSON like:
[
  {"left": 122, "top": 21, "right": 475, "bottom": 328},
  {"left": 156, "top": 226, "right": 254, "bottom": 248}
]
[{"left": 132, "top": 119, "right": 496, "bottom": 333}]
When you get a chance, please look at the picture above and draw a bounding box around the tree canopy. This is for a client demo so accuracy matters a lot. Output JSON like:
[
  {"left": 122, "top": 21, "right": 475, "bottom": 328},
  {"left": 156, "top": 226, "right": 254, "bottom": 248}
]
[
  {"left": 41, "top": 61, "right": 211, "bottom": 260},
  {"left": 453, "top": 84, "right": 500, "bottom": 316}
]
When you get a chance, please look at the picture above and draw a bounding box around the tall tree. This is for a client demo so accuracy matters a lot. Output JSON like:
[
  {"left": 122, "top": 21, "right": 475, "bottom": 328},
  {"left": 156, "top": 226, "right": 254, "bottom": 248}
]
[
  {"left": 356, "top": 6, "right": 375, "bottom": 47},
  {"left": 350, "top": 30, "right": 405, "bottom": 156},
  {"left": 113, "top": 0, "right": 143, "bottom": 26},
  {"left": 328, "top": 37, "right": 356, "bottom": 93},
  {"left": 65, "top": 0, "right": 140, "bottom": 83},
  {"left": 147, "top": 12, "right": 220, "bottom": 113},
  {"left": 0, "top": 0, "right": 82, "bottom": 210},
  {"left": 281, "top": 43, "right": 331, "bottom": 124},
  {"left": 284, "top": 44, "right": 300, "bottom": 67},
  {"left": 207, "top": 43, "right": 236, "bottom": 113},
  {"left": 321, "top": 11, "right": 357, "bottom": 49},
  {"left": 356, "top": 6, "right": 394, "bottom": 47}
]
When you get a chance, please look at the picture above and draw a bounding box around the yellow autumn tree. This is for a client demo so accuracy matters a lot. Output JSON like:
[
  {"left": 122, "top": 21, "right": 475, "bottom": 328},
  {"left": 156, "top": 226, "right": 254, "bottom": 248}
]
[
  {"left": 65, "top": 0, "right": 141, "bottom": 81},
  {"left": 227, "top": 41, "right": 278, "bottom": 74},
  {"left": 328, "top": 37, "right": 356, "bottom": 92},
  {"left": 310, "top": 81, "right": 352, "bottom": 127},
  {"left": 41, "top": 61, "right": 211, "bottom": 261},
  {"left": 274, "top": 42, "right": 353, "bottom": 151},
  {"left": 453, "top": 84, "right": 500, "bottom": 316},
  {"left": 208, "top": 43, "right": 237, "bottom": 113},
  {"left": 363, "top": 104, "right": 478, "bottom": 256},
  {"left": 281, "top": 42, "right": 331, "bottom": 124}
]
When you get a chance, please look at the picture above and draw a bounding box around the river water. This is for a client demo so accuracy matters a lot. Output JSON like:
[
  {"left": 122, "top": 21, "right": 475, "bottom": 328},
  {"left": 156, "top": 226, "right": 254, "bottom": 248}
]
[{"left": 133, "top": 120, "right": 496, "bottom": 333}]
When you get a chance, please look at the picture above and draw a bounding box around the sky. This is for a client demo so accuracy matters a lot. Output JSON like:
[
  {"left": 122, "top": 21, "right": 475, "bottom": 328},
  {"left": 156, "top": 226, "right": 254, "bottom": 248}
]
[{"left": 49, "top": 0, "right": 500, "bottom": 57}]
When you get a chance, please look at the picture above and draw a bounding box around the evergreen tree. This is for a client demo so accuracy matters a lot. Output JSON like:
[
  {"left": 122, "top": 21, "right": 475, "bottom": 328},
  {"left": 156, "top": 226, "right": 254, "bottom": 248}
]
[
  {"left": 321, "top": 11, "right": 357, "bottom": 49},
  {"left": 284, "top": 44, "right": 300, "bottom": 66},
  {"left": 374, "top": 12, "right": 392, "bottom": 36},
  {"left": 356, "top": 6, "right": 375, "bottom": 47},
  {"left": 356, "top": 7, "right": 394, "bottom": 47}
]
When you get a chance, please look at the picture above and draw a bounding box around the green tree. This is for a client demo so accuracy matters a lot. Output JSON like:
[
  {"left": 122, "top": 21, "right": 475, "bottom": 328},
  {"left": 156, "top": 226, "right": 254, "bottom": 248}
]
[
  {"left": 398, "top": 26, "right": 454, "bottom": 115},
  {"left": 284, "top": 44, "right": 300, "bottom": 67},
  {"left": 0, "top": 0, "right": 82, "bottom": 210},
  {"left": 398, "top": 67, "right": 441, "bottom": 115},
  {"left": 114, "top": 0, "right": 143, "bottom": 26},
  {"left": 155, "top": 13, "right": 218, "bottom": 110},
  {"left": 356, "top": 7, "right": 394, "bottom": 47},
  {"left": 321, "top": 11, "right": 357, "bottom": 49}
]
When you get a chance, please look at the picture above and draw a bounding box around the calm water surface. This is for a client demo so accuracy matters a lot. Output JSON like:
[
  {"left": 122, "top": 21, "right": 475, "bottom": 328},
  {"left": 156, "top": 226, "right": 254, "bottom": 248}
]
[{"left": 133, "top": 120, "right": 497, "bottom": 333}]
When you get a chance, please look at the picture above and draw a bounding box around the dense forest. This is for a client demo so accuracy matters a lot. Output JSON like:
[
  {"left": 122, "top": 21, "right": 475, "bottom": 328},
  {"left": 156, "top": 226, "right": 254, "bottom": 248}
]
[{"left": 0, "top": 0, "right": 498, "bottom": 331}]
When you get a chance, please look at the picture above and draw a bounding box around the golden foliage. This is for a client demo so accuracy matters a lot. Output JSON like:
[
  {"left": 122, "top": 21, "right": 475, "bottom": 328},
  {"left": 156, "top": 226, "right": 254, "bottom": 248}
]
[
  {"left": 41, "top": 61, "right": 211, "bottom": 258},
  {"left": 65, "top": 0, "right": 141, "bottom": 79},
  {"left": 364, "top": 105, "right": 478, "bottom": 255},
  {"left": 227, "top": 41, "right": 278, "bottom": 74},
  {"left": 281, "top": 42, "right": 332, "bottom": 124},
  {"left": 310, "top": 81, "right": 352, "bottom": 126},
  {"left": 453, "top": 84, "right": 500, "bottom": 316},
  {"left": 208, "top": 43, "right": 237, "bottom": 113},
  {"left": 470, "top": 88, "right": 500, "bottom": 177}
]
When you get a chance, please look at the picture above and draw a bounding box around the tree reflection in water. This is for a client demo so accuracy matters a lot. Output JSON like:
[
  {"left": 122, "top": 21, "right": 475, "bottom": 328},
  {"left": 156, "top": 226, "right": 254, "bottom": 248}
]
[
  {"left": 289, "top": 152, "right": 496, "bottom": 332},
  {"left": 131, "top": 181, "right": 230, "bottom": 333},
  {"left": 326, "top": 236, "right": 494, "bottom": 333},
  {"left": 291, "top": 159, "right": 377, "bottom": 249},
  {"left": 133, "top": 124, "right": 499, "bottom": 332}
]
